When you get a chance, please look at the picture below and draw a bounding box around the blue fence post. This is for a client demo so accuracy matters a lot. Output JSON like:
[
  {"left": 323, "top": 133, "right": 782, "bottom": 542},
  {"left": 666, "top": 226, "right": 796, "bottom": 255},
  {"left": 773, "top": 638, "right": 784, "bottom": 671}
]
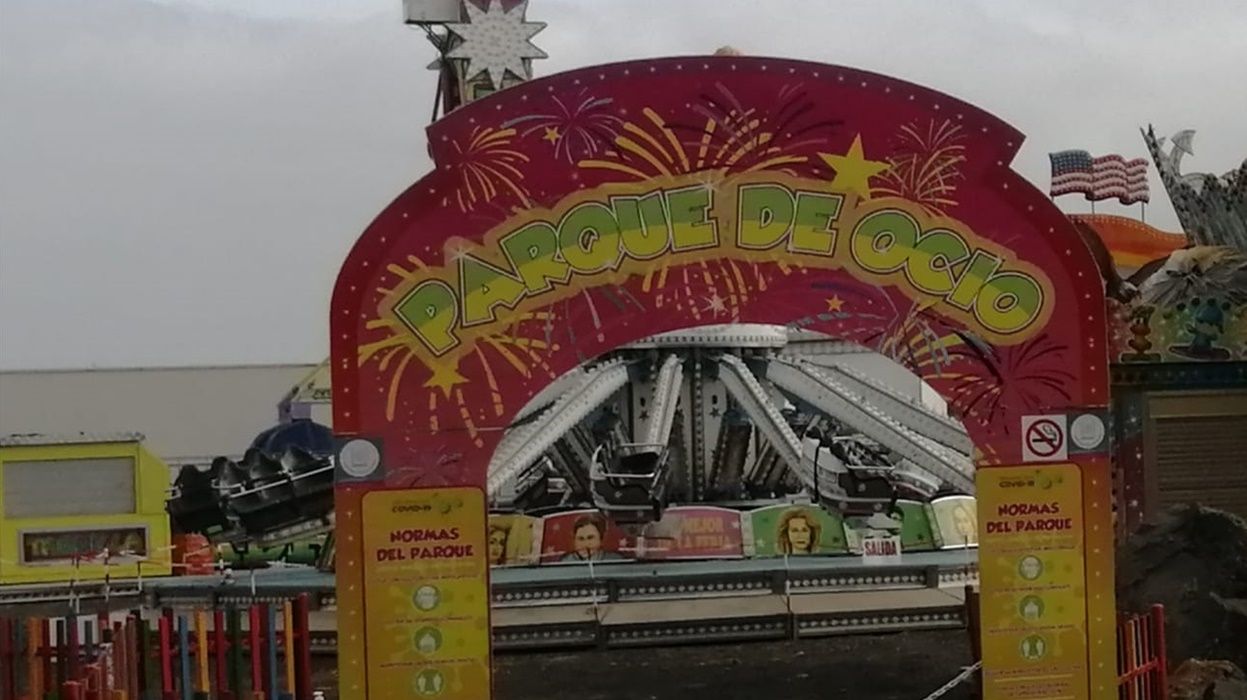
[
  {"left": 178, "top": 614, "right": 192, "bottom": 700},
  {"left": 266, "top": 604, "right": 279, "bottom": 699}
]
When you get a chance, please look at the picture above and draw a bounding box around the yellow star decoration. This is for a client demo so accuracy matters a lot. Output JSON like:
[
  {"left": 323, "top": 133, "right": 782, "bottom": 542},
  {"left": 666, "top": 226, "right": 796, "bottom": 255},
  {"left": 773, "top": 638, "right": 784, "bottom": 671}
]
[
  {"left": 825, "top": 295, "right": 844, "bottom": 312},
  {"left": 542, "top": 126, "right": 561, "bottom": 144},
  {"left": 424, "top": 362, "right": 468, "bottom": 396},
  {"left": 818, "top": 134, "right": 890, "bottom": 200}
]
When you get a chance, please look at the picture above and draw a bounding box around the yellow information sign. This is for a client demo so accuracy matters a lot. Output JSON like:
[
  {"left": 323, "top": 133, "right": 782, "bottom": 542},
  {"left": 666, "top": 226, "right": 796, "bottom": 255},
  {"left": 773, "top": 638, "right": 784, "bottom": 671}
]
[
  {"left": 361, "top": 487, "right": 491, "bottom": 699},
  {"left": 977, "top": 464, "right": 1088, "bottom": 700}
]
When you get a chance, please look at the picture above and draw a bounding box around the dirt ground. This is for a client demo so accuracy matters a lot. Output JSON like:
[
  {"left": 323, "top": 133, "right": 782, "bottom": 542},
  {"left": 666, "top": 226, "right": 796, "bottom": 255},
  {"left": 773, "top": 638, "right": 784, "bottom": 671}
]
[
  {"left": 313, "top": 629, "right": 975, "bottom": 699},
  {"left": 1117, "top": 504, "right": 1247, "bottom": 671}
]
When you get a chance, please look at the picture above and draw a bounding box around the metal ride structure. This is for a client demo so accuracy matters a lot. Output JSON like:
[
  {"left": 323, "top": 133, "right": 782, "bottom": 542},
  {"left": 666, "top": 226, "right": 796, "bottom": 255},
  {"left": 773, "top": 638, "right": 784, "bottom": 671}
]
[
  {"left": 165, "top": 419, "right": 337, "bottom": 562},
  {"left": 157, "top": 0, "right": 982, "bottom": 561},
  {"left": 489, "top": 325, "right": 974, "bottom": 528}
]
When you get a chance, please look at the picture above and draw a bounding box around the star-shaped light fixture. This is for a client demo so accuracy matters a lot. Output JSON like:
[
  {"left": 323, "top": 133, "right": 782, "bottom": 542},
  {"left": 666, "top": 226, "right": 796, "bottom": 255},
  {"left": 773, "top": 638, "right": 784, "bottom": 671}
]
[{"left": 446, "top": 0, "right": 547, "bottom": 90}]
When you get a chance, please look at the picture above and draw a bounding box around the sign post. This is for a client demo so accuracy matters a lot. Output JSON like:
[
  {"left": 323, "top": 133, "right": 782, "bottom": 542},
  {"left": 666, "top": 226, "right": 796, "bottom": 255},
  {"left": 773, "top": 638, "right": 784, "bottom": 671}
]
[
  {"left": 977, "top": 463, "right": 1104, "bottom": 700},
  {"left": 360, "top": 488, "right": 491, "bottom": 700}
]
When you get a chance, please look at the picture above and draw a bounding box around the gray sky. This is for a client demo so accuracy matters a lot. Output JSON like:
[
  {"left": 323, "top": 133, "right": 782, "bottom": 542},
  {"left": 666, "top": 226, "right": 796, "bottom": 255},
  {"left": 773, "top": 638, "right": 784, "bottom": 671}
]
[{"left": 2, "top": 0, "right": 1246, "bottom": 370}]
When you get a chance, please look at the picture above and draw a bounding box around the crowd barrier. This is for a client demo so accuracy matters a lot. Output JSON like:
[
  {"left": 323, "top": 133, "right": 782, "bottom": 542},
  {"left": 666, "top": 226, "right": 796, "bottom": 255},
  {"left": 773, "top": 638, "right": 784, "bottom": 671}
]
[
  {"left": 0, "top": 595, "right": 313, "bottom": 700},
  {"left": 1118, "top": 605, "right": 1167, "bottom": 700}
]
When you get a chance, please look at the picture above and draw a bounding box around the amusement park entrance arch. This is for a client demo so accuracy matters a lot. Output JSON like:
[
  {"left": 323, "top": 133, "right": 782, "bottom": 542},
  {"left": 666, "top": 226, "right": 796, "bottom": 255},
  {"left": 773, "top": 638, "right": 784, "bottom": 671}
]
[{"left": 330, "top": 57, "right": 1115, "bottom": 700}]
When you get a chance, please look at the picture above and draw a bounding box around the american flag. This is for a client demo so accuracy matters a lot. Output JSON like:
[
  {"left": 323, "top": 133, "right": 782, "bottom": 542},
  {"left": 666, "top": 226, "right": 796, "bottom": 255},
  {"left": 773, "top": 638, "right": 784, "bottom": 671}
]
[{"left": 1049, "top": 150, "right": 1150, "bottom": 204}]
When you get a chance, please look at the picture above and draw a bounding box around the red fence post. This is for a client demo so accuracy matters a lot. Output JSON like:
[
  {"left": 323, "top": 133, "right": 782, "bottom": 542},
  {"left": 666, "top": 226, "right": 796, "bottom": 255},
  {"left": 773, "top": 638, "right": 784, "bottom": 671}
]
[
  {"left": 248, "top": 605, "right": 262, "bottom": 697},
  {"left": 84, "top": 663, "right": 102, "bottom": 700},
  {"left": 1150, "top": 605, "right": 1168, "bottom": 699},
  {"left": 28, "top": 617, "right": 43, "bottom": 700},
  {"left": 126, "top": 616, "right": 142, "bottom": 700},
  {"left": 214, "top": 609, "right": 229, "bottom": 700},
  {"left": 1, "top": 617, "right": 17, "bottom": 700},
  {"left": 62, "top": 680, "right": 84, "bottom": 700},
  {"left": 1119, "top": 613, "right": 1136, "bottom": 700},
  {"left": 159, "top": 613, "right": 175, "bottom": 700},
  {"left": 293, "top": 595, "right": 313, "bottom": 700},
  {"left": 67, "top": 616, "right": 81, "bottom": 684},
  {"left": 1116, "top": 609, "right": 1170, "bottom": 700}
]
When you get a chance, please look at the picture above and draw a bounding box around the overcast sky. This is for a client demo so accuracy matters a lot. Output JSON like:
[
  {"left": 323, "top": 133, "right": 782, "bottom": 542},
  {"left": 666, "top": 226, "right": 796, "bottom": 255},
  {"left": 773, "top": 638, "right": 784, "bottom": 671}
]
[{"left": 2, "top": 0, "right": 1246, "bottom": 370}]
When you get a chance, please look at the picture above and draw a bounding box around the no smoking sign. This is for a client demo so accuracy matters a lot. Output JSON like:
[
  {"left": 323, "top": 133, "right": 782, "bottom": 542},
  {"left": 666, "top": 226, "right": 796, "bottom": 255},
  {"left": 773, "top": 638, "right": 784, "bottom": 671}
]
[{"left": 1022, "top": 415, "right": 1067, "bottom": 462}]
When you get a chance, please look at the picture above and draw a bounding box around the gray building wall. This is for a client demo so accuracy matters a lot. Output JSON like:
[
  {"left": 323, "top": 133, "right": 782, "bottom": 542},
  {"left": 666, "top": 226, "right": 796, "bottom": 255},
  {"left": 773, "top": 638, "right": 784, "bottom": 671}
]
[
  {"left": 0, "top": 350, "right": 950, "bottom": 469},
  {"left": 0, "top": 364, "right": 320, "bottom": 466}
]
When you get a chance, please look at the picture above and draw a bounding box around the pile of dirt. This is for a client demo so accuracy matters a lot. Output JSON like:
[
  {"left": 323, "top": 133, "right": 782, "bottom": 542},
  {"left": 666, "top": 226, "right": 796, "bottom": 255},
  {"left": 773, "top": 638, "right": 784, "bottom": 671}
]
[
  {"left": 1170, "top": 660, "right": 1247, "bottom": 700},
  {"left": 1117, "top": 504, "right": 1247, "bottom": 671}
]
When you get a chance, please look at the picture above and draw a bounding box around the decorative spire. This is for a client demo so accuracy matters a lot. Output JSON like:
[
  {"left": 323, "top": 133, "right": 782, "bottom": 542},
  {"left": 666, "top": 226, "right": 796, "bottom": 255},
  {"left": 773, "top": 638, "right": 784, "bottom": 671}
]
[
  {"left": 446, "top": 0, "right": 547, "bottom": 90},
  {"left": 1143, "top": 125, "right": 1247, "bottom": 251}
]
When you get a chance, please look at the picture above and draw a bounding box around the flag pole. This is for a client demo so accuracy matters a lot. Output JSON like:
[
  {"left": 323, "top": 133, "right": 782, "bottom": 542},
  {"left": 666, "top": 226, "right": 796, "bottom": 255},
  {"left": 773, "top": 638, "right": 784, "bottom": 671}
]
[{"left": 1140, "top": 201, "right": 1146, "bottom": 224}]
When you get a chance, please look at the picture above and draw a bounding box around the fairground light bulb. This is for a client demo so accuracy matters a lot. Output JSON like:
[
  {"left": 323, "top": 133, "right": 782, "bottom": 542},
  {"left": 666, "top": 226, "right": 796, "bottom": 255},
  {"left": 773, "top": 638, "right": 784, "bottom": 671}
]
[{"left": 339, "top": 439, "right": 381, "bottom": 478}]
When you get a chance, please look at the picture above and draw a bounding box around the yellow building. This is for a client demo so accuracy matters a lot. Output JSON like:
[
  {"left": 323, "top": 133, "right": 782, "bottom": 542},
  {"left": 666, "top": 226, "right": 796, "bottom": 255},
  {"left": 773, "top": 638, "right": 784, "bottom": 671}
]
[{"left": 0, "top": 433, "right": 172, "bottom": 585}]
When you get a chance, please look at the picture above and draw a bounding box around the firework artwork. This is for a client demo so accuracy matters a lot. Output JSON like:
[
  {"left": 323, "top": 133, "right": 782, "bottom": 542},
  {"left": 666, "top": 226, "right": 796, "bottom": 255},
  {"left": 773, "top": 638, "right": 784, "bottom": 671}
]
[
  {"left": 330, "top": 56, "right": 1120, "bottom": 700},
  {"left": 334, "top": 57, "right": 1111, "bottom": 476}
]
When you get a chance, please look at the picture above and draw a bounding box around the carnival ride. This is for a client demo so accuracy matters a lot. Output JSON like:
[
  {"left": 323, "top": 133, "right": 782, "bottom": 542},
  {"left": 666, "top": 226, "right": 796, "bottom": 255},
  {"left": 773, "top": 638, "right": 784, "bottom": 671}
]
[
  {"left": 2, "top": 326, "right": 979, "bottom": 647},
  {"left": 490, "top": 324, "right": 973, "bottom": 529},
  {"left": 166, "top": 421, "right": 336, "bottom": 554},
  {"left": 163, "top": 325, "right": 974, "bottom": 564}
]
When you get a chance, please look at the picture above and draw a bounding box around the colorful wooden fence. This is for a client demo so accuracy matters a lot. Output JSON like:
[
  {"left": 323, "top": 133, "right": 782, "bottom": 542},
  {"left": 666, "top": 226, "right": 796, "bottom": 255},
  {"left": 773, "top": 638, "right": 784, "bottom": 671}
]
[
  {"left": 1118, "top": 605, "right": 1168, "bottom": 700},
  {"left": 0, "top": 595, "right": 313, "bottom": 700}
]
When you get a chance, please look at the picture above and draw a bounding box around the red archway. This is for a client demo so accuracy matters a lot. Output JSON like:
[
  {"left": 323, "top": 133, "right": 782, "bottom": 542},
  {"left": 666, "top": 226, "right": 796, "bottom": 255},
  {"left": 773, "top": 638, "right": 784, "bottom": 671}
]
[{"left": 331, "top": 57, "right": 1114, "bottom": 700}]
